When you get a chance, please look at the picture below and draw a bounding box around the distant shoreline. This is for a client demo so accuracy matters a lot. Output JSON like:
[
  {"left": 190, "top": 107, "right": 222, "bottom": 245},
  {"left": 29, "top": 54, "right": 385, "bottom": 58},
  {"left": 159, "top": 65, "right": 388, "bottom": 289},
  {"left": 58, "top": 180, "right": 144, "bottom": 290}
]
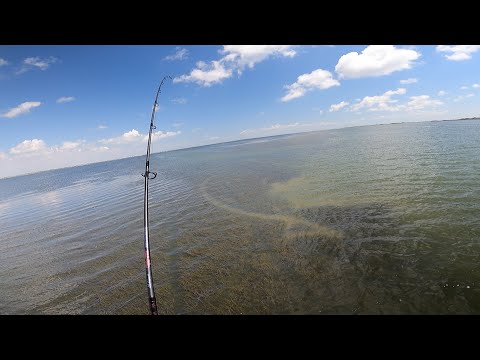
[
  {"left": 431, "top": 117, "right": 480, "bottom": 122},
  {"left": 384, "top": 117, "right": 480, "bottom": 126}
]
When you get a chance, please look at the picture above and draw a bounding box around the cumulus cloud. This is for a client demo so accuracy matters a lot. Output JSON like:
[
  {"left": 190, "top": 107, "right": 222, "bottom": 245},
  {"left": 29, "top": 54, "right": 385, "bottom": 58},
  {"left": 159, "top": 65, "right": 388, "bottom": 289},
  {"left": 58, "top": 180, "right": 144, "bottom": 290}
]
[
  {"left": 174, "top": 60, "right": 232, "bottom": 87},
  {"left": 400, "top": 78, "right": 418, "bottom": 84},
  {"left": 164, "top": 47, "right": 189, "bottom": 61},
  {"left": 100, "top": 129, "right": 142, "bottom": 144},
  {"left": 281, "top": 69, "right": 340, "bottom": 102},
  {"left": 11, "top": 129, "right": 180, "bottom": 158},
  {"left": 335, "top": 45, "right": 420, "bottom": 79},
  {"left": 2, "top": 101, "right": 41, "bottom": 118},
  {"left": 9, "top": 139, "right": 47, "bottom": 155},
  {"left": 220, "top": 45, "right": 296, "bottom": 70},
  {"left": 98, "top": 125, "right": 108, "bottom": 129},
  {"left": 436, "top": 45, "right": 480, "bottom": 61},
  {"left": 2, "top": 139, "right": 106, "bottom": 178},
  {"left": 174, "top": 45, "right": 296, "bottom": 87},
  {"left": 329, "top": 101, "right": 349, "bottom": 112},
  {"left": 406, "top": 95, "right": 443, "bottom": 110},
  {"left": 56, "top": 96, "right": 75, "bottom": 104},
  {"left": 281, "top": 85, "right": 306, "bottom": 102},
  {"left": 473, "top": 84, "right": 480, "bottom": 89},
  {"left": 100, "top": 129, "right": 180, "bottom": 145},
  {"left": 57, "top": 141, "right": 84, "bottom": 151},
  {"left": 460, "top": 86, "right": 469, "bottom": 90},
  {"left": 437, "top": 90, "right": 447, "bottom": 96},
  {"left": 171, "top": 97, "right": 187, "bottom": 104},
  {"left": 0, "top": 58, "right": 8, "bottom": 66},
  {"left": 9, "top": 139, "right": 90, "bottom": 158},
  {"left": 2, "top": 129, "right": 183, "bottom": 178},
  {"left": 351, "top": 88, "right": 406, "bottom": 112}
]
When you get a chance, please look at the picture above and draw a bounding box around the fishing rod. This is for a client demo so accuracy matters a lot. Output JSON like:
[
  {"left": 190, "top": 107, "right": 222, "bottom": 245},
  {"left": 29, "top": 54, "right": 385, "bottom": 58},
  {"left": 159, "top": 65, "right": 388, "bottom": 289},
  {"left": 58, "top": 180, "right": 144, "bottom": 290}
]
[{"left": 142, "top": 75, "right": 171, "bottom": 315}]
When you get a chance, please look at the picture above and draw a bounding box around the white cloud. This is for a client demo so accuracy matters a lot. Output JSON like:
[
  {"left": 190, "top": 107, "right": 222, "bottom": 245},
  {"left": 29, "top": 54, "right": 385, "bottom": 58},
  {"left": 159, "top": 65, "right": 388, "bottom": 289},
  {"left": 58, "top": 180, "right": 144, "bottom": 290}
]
[
  {"left": 400, "top": 78, "right": 418, "bottom": 84},
  {"left": 2, "top": 138, "right": 109, "bottom": 178},
  {"left": 0, "top": 58, "right": 8, "bottom": 66},
  {"left": 172, "top": 122, "right": 183, "bottom": 127},
  {"left": 57, "top": 141, "right": 84, "bottom": 151},
  {"left": 351, "top": 88, "right": 406, "bottom": 112},
  {"left": 171, "top": 97, "right": 187, "bottom": 104},
  {"left": 263, "top": 123, "right": 300, "bottom": 131},
  {"left": 281, "top": 85, "right": 306, "bottom": 102},
  {"left": 329, "top": 101, "right": 349, "bottom": 112},
  {"left": 101, "top": 129, "right": 142, "bottom": 144},
  {"left": 437, "top": 90, "right": 447, "bottom": 96},
  {"left": 93, "top": 146, "right": 109, "bottom": 152},
  {"left": 174, "top": 60, "right": 232, "bottom": 87},
  {"left": 174, "top": 45, "right": 296, "bottom": 87},
  {"left": 2, "top": 101, "right": 41, "bottom": 118},
  {"left": 0, "top": 152, "right": 6, "bottom": 159},
  {"left": 281, "top": 69, "right": 340, "bottom": 102},
  {"left": 9, "top": 138, "right": 89, "bottom": 157},
  {"left": 164, "top": 47, "right": 189, "bottom": 61},
  {"left": 406, "top": 95, "right": 443, "bottom": 110},
  {"left": 148, "top": 130, "right": 181, "bottom": 142},
  {"left": 454, "top": 93, "right": 475, "bottom": 102},
  {"left": 436, "top": 45, "right": 480, "bottom": 61},
  {"left": 9, "top": 139, "right": 47, "bottom": 155},
  {"left": 56, "top": 96, "right": 75, "bottom": 104},
  {"left": 473, "top": 84, "right": 480, "bottom": 89},
  {"left": 335, "top": 45, "right": 420, "bottom": 79},
  {"left": 220, "top": 45, "right": 296, "bottom": 70},
  {"left": 460, "top": 86, "right": 469, "bottom": 90},
  {"left": 17, "top": 56, "right": 58, "bottom": 74},
  {"left": 24, "top": 56, "right": 57, "bottom": 70},
  {"left": 240, "top": 122, "right": 302, "bottom": 135},
  {"left": 101, "top": 129, "right": 180, "bottom": 145},
  {"left": 98, "top": 125, "right": 108, "bottom": 129},
  {"left": 1, "top": 130, "right": 183, "bottom": 178},
  {"left": 351, "top": 89, "right": 443, "bottom": 114}
]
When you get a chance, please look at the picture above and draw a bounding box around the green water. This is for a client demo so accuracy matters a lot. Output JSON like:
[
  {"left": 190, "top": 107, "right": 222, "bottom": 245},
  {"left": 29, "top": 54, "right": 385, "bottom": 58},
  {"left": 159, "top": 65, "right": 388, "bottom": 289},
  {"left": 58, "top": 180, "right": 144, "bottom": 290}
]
[{"left": 1, "top": 120, "right": 479, "bottom": 314}]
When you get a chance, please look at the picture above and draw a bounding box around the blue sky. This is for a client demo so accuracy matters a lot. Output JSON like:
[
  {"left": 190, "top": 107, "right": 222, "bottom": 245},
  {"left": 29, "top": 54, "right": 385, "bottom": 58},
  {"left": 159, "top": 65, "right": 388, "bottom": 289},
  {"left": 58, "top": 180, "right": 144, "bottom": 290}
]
[{"left": 1, "top": 45, "right": 480, "bottom": 178}]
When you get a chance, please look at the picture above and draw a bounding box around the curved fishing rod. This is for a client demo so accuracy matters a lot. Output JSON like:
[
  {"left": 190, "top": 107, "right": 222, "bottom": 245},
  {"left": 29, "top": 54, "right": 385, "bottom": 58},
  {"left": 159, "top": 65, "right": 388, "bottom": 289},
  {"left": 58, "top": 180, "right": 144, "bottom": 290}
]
[{"left": 142, "top": 75, "right": 172, "bottom": 315}]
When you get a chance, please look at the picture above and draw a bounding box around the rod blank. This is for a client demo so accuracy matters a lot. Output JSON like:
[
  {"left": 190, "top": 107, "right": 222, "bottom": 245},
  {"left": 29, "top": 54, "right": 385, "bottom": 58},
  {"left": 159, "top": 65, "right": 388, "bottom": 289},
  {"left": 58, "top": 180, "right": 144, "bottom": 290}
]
[{"left": 142, "top": 76, "right": 171, "bottom": 315}]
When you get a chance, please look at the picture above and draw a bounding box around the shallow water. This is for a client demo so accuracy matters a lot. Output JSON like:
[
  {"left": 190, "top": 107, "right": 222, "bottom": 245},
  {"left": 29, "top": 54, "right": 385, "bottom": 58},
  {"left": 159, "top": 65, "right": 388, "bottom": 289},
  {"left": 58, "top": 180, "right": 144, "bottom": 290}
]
[{"left": 1, "top": 120, "right": 480, "bottom": 314}]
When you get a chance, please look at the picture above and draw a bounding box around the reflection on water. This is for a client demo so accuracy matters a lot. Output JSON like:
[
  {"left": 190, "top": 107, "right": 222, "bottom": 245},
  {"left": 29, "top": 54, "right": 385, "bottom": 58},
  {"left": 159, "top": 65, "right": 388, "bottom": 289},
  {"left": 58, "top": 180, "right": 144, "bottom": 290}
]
[{"left": 1, "top": 120, "right": 480, "bottom": 314}]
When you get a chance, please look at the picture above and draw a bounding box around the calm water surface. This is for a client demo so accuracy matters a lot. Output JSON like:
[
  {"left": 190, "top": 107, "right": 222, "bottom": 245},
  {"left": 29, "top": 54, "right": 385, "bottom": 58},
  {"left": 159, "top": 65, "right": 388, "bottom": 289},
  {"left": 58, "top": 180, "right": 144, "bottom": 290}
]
[{"left": 1, "top": 120, "right": 479, "bottom": 314}]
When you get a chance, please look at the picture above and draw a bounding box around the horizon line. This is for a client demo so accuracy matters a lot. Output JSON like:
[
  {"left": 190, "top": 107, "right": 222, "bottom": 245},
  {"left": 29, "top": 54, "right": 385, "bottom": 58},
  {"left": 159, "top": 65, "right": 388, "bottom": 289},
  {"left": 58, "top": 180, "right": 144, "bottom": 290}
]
[{"left": 1, "top": 116, "right": 478, "bottom": 181}]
